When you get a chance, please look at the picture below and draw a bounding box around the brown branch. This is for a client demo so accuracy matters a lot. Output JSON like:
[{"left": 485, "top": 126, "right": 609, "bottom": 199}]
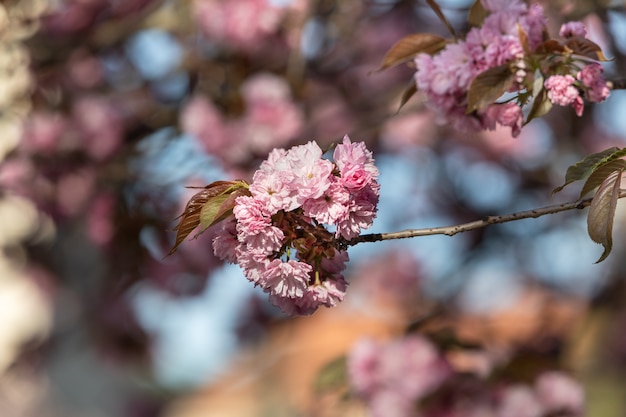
[
  {"left": 341, "top": 192, "right": 626, "bottom": 247},
  {"left": 609, "top": 79, "right": 626, "bottom": 90}
]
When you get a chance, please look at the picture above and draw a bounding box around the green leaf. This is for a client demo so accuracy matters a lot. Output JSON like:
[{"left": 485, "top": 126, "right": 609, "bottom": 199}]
[
  {"left": 467, "top": 0, "right": 489, "bottom": 27},
  {"left": 314, "top": 356, "right": 348, "bottom": 393},
  {"left": 580, "top": 159, "right": 626, "bottom": 198},
  {"left": 377, "top": 33, "right": 447, "bottom": 71},
  {"left": 466, "top": 64, "right": 515, "bottom": 114},
  {"left": 553, "top": 147, "right": 626, "bottom": 194},
  {"left": 587, "top": 169, "right": 623, "bottom": 263},
  {"left": 426, "top": 0, "right": 457, "bottom": 39}
]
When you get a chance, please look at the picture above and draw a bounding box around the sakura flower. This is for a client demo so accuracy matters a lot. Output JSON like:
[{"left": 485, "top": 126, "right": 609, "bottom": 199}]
[
  {"left": 560, "top": 21, "right": 587, "bottom": 38},
  {"left": 249, "top": 170, "right": 299, "bottom": 214},
  {"left": 544, "top": 75, "right": 580, "bottom": 107},
  {"left": 484, "top": 102, "right": 524, "bottom": 137},
  {"left": 263, "top": 259, "right": 310, "bottom": 298},
  {"left": 212, "top": 136, "right": 379, "bottom": 315},
  {"left": 301, "top": 276, "right": 347, "bottom": 308},
  {"left": 577, "top": 63, "right": 610, "bottom": 103},
  {"left": 303, "top": 181, "right": 350, "bottom": 224},
  {"left": 333, "top": 135, "right": 379, "bottom": 177},
  {"left": 335, "top": 186, "right": 379, "bottom": 240},
  {"left": 212, "top": 219, "right": 240, "bottom": 263},
  {"left": 286, "top": 141, "right": 334, "bottom": 200}
]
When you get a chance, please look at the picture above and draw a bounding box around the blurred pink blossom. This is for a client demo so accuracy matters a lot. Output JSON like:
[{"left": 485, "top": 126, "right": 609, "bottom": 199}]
[
  {"left": 72, "top": 96, "right": 124, "bottom": 160},
  {"left": 86, "top": 192, "right": 115, "bottom": 247},
  {"left": 66, "top": 49, "right": 103, "bottom": 89},
  {"left": 497, "top": 385, "right": 543, "bottom": 417},
  {"left": 348, "top": 335, "right": 452, "bottom": 417},
  {"left": 20, "top": 112, "right": 67, "bottom": 155},
  {"left": 535, "top": 371, "right": 584, "bottom": 415},
  {"left": 560, "top": 21, "right": 587, "bottom": 38},
  {"left": 180, "top": 95, "right": 230, "bottom": 157},
  {"left": 193, "top": 0, "right": 283, "bottom": 52},
  {"left": 56, "top": 169, "right": 96, "bottom": 216},
  {"left": 239, "top": 73, "right": 304, "bottom": 153}
]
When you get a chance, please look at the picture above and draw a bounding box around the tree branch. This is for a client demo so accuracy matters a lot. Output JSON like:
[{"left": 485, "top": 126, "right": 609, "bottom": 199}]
[
  {"left": 609, "top": 79, "right": 626, "bottom": 90},
  {"left": 342, "top": 192, "right": 626, "bottom": 247}
]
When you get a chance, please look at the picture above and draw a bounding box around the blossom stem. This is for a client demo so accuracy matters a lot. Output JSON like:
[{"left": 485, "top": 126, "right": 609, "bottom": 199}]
[{"left": 342, "top": 192, "right": 626, "bottom": 246}]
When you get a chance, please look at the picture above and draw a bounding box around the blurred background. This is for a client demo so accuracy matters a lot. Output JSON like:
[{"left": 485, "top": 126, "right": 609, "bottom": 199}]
[{"left": 1, "top": 0, "right": 626, "bottom": 415}]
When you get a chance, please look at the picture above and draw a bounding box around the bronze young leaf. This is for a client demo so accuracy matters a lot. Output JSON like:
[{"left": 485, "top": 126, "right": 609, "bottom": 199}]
[
  {"left": 377, "top": 33, "right": 448, "bottom": 72},
  {"left": 169, "top": 180, "right": 249, "bottom": 254}
]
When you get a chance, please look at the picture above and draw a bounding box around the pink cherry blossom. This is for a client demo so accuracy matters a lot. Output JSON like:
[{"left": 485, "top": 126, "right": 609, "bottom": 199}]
[
  {"left": 303, "top": 181, "right": 350, "bottom": 225},
  {"left": 335, "top": 186, "right": 379, "bottom": 240},
  {"left": 577, "top": 63, "right": 610, "bottom": 103},
  {"left": 544, "top": 75, "right": 580, "bottom": 107},
  {"left": 287, "top": 141, "right": 334, "bottom": 200},
  {"left": 212, "top": 220, "right": 240, "bottom": 263},
  {"left": 263, "top": 259, "right": 310, "bottom": 298},
  {"left": 560, "top": 21, "right": 587, "bottom": 38},
  {"left": 213, "top": 136, "right": 379, "bottom": 315},
  {"left": 484, "top": 103, "right": 524, "bottom": 137},
  {"left": 333, "top": 135, "right": 378, "bottom": 177},
  {"left": 249, "top": 170, "right": 300, "bottom": 214}
]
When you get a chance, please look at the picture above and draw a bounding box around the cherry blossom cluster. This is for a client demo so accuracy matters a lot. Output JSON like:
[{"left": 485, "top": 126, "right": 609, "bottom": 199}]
[
  {"left": 347, "top": 335, "right": 585, "bottom": 417},
  {"left": 212, "top": 136, "right": 380, "bottom": 315},
  {"left": 414, "top": 0, "right": 610, "bottom": 137},
  {"left": 347, "top": 335, "right": 452, "bottom": 417}
]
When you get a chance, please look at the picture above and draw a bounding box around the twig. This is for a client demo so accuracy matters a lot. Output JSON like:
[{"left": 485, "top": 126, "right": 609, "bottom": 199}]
[
  {"left": 342, "top": 191, "right": 626, "bottom": 247},
  {"left": 609, "top": 79, "right": 626, "bottom": 90}
]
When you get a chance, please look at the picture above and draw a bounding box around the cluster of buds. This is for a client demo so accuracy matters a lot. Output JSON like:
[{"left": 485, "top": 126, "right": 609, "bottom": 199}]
[
  {"left": 171, "top": 136, "right": 380, "bottom": 315},
  {"left": 411, "top": 0, "right": 610, "bottom": 137}
]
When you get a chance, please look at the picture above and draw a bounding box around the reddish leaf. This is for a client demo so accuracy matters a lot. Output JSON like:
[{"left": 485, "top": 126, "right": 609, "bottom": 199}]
[
  {"left": 169, "top": 180, "right": 246, "bottom": 254},
  {"left": 534, "top": 39, "right": 568, "bottom": 55},
  {"left": 566, "top": 37, "right": 612, "bottom": 61},
  {"left": 378, "top": 33, "right": 447, "bottom": 71},
  {"left": 466, "top": 64, "right": 515, "bottom": 113},
  {"left": 587, "top": 169, "right": 623, "bottom": 263}
]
